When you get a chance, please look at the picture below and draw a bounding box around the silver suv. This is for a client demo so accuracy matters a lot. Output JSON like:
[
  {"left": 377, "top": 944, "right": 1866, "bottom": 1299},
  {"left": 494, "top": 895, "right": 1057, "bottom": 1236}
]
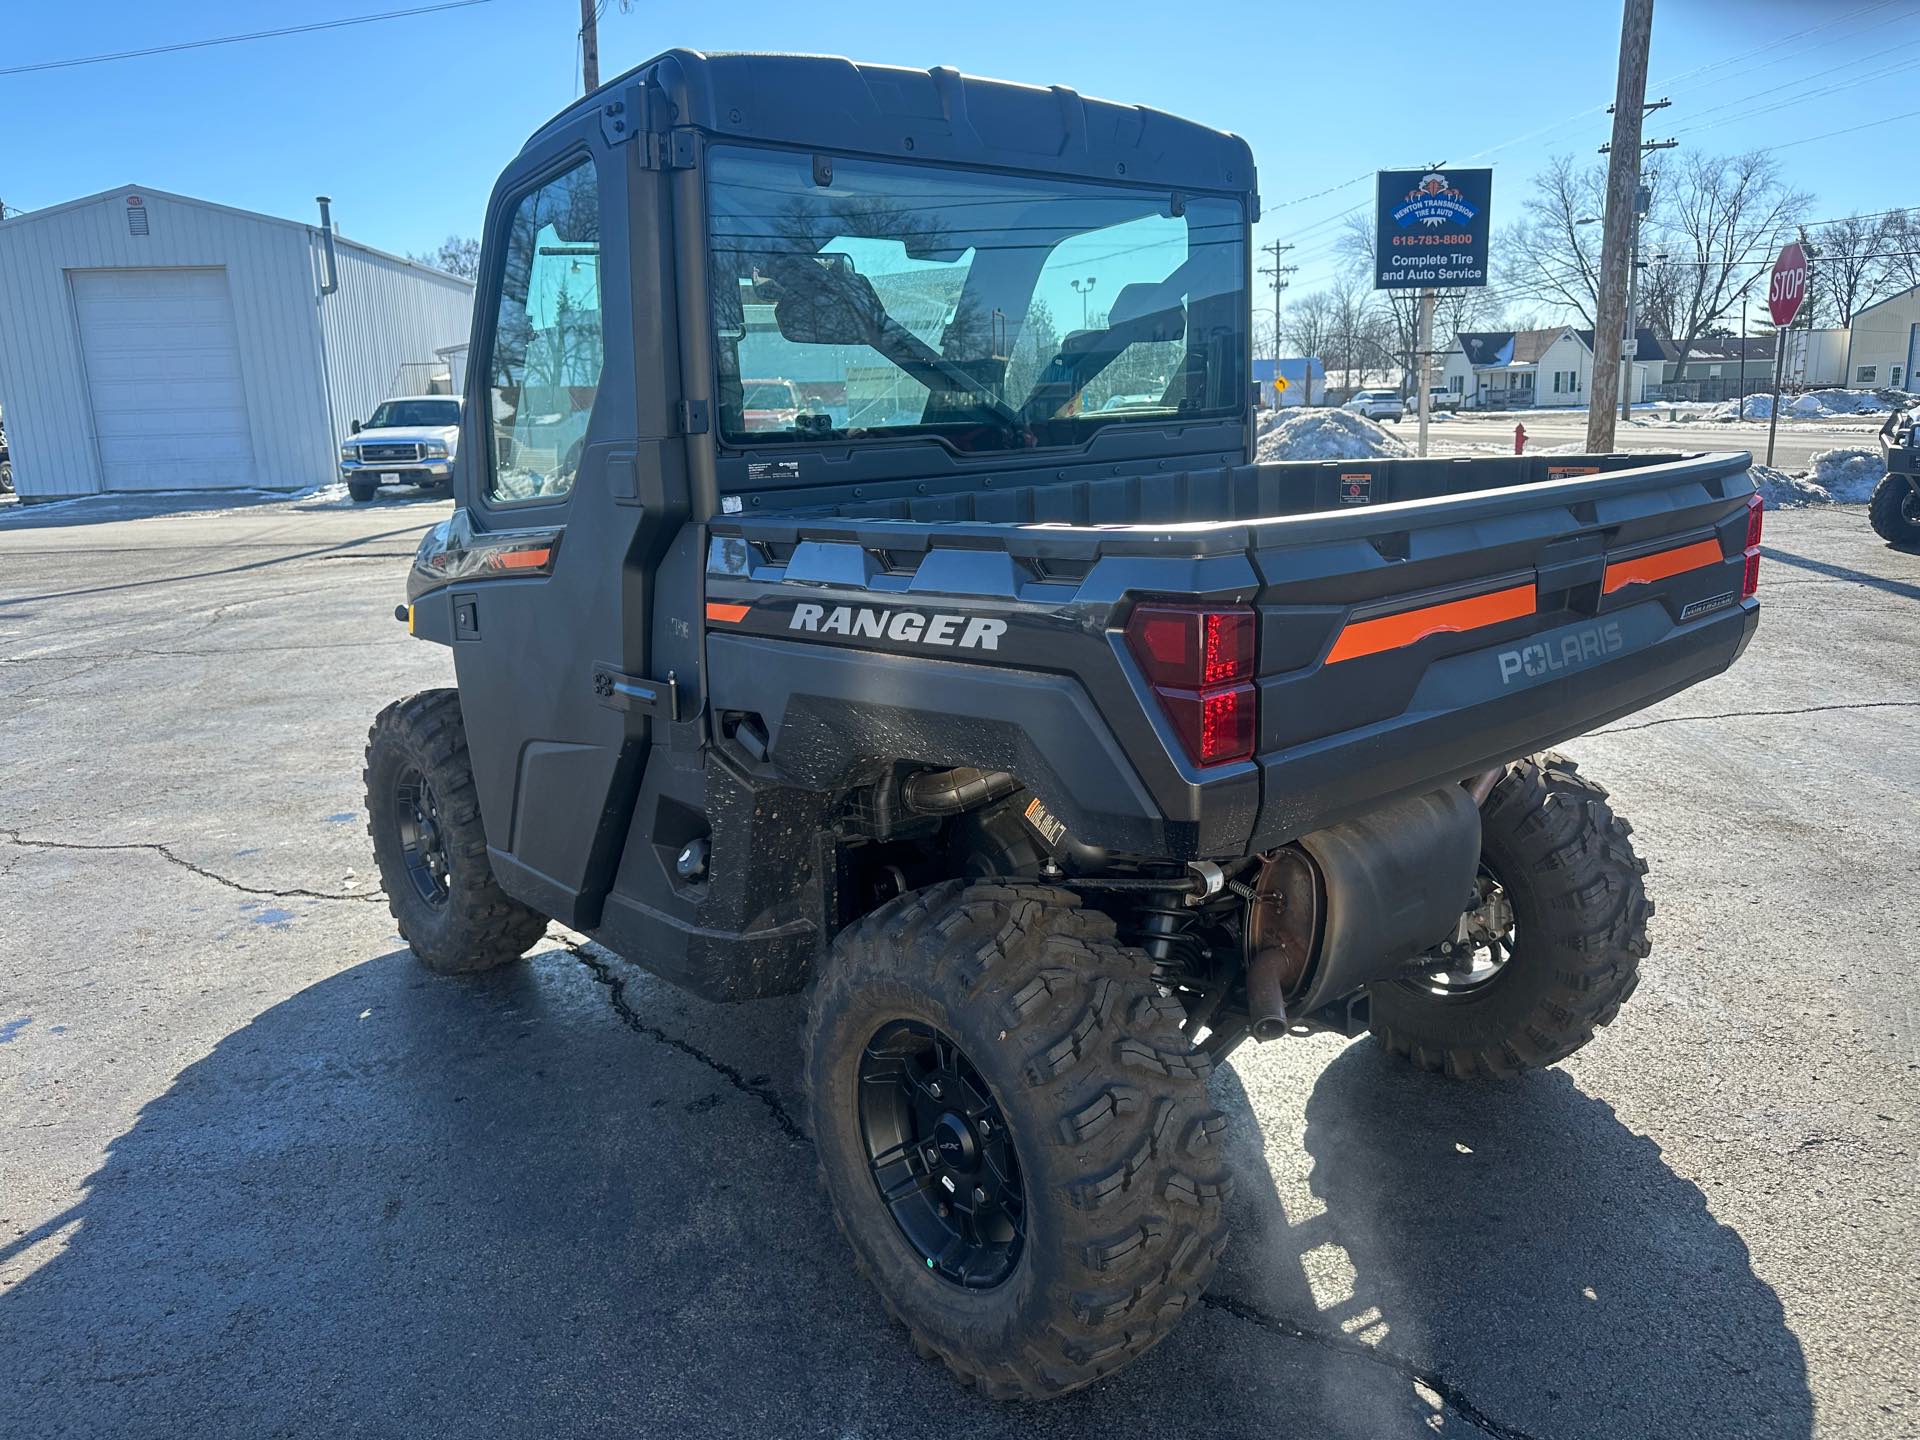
[{"left": 1344, "top": 389, "right": 1406, "bottom": 422}]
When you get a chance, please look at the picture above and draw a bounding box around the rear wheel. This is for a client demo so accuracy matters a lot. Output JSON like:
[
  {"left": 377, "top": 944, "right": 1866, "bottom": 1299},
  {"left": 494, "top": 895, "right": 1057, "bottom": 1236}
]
[
  {"left": 348, "top": 477, "right": 378, "bottom": 503},
  {"left": 805, "top": 881, "right": 1231, "bottom": 1400},
  {"left": 364, "top": 689, "right": 547, "bottom": 972},
  {"left": 1367, "top": 753, "right": 1651, "bottom": 1080},
  {"left": 1868, "top": 473, "right": 1920, "bottom": 545}
]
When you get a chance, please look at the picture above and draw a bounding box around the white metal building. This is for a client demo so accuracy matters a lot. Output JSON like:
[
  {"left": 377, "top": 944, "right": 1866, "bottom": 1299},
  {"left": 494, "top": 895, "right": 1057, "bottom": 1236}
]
[
  {"left": 1845, "top": 286, "right": 1920, "bottom": 391},
  {"left": 0, "top": 185, "right": 473, "bottom": 499}
]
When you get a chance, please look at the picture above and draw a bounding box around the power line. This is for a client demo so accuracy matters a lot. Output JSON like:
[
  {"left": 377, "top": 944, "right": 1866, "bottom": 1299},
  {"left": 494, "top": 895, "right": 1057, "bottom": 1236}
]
[
  {"left": 1645, "top": 0, "right": 1908, "bottom": 93},
  {"left": 0, "top": 0, "right": 496, "bottom": 78}
]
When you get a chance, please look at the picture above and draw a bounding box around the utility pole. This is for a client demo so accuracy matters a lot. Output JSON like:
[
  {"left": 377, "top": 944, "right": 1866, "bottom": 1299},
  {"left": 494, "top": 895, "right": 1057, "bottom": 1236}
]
[
  {"left": 1588, "top": 0, "right": 1655, "bottom": 453},
  {"left": 580, "top": 0, "right": 599, "bottom": 92},
  {"left": 1258, "top": 240, "right": 1296, "bottom": 402}
]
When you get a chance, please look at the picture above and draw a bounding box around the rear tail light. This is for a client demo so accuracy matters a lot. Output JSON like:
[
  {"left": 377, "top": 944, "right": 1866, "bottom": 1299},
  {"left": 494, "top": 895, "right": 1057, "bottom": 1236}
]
[
  {"left": 1126, "top": 605, "right": 1255, "bottom": 687},
  {"left": 1742, "top": 492, "right": 1763, "bottom": 597},
  {"left": 1126, "top": 603, "right": 1257, "bottom": 766}
]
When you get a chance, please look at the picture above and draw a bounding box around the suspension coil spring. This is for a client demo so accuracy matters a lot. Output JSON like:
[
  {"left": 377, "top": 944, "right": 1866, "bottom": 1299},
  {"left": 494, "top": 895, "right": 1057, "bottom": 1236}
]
[{"left": 1136, "top": 890, "right": 1206, "bottom": 981}]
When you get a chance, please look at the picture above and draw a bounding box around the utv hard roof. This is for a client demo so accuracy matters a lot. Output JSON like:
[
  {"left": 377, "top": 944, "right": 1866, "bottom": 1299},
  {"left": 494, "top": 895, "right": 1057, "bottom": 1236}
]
[{"left": 527, "top": 49, "right": 1258, "bottom": 208}]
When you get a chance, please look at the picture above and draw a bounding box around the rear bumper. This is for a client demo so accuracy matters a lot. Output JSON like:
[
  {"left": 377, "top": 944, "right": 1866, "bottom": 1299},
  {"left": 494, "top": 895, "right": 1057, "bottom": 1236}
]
[{"left": 1246, "top": 599, "right": 1756, "bottom": 850}]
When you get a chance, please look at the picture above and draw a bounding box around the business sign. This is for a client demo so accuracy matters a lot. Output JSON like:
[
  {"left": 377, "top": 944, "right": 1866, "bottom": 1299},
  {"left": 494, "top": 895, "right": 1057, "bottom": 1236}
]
[{"left": 1374, "top": 168, "right": 1493, "bottom": 290}]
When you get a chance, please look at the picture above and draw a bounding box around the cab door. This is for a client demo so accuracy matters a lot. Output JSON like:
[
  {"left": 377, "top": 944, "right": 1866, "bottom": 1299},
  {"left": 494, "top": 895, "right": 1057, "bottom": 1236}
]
[{"left": 448, "top": 108, "right": 689, "bottom": 927}]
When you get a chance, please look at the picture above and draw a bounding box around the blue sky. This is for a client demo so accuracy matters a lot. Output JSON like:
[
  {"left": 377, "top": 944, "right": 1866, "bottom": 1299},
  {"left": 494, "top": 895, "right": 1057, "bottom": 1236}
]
[{"left": 1, "top": 0, "right": 1903, "bottom": 298}]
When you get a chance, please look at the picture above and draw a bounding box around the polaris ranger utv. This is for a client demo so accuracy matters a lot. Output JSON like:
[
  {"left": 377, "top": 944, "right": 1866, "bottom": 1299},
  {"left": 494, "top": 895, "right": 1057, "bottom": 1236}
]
[{"left": 364, "top": 50, "right": 1762, "bottom": 1399}]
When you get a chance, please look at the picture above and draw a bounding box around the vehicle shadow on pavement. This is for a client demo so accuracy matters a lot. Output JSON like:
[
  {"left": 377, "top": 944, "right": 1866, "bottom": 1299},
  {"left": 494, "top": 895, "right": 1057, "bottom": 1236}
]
[
  {"left": 0, "top": 946, "right": 1431, "bottom": 1439},
  {"left": 0, "top": 947, "right": 1813, "bottom": 1440},
  {"left": 1211, "top": 1047, "right": 1814, "bottom": 1440}
]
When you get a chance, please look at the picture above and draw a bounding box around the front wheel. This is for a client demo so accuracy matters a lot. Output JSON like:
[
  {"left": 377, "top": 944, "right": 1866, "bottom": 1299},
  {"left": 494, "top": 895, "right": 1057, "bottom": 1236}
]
[
  {"left": 348, "top": 477, "right": 378, "bottom": 503},
  {"left": 805, "top": 882, "right": 1231, "bottom": 1400},
  {"left": 1367, "top": 753, "right": 1651, "bottom": 1080},
  {"left": 1868, "top": 473, "right": 1920, "bottom": 545},
  {"left": 364, "top": 689, "right": 548, "bottom": 972}
]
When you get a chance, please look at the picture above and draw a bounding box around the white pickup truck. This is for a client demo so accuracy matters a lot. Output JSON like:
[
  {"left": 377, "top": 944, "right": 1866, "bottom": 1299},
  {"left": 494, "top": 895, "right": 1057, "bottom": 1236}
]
[{"left": 338, "top": 395, "right": 461, "bottom": 503}]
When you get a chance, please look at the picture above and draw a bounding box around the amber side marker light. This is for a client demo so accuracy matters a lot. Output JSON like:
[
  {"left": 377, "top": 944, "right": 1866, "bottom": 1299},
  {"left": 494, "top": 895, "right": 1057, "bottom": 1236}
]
[{"left": 1125, "top": 604, "right": 1256, "bottom": 766}]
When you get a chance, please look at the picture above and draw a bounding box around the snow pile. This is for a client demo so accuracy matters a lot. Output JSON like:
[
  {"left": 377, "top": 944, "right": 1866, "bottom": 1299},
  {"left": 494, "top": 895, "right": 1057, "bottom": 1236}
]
[
  {"left": 1256, "top": 408, "right": 1410, "bottom": 461},
  {"left": 1787, "top": 388, "right": 1895, "bottom": 418},
  {"left": 1807, "top": 447, "right": 1886, "bottom": 503},
  {"left": 1708, "top": 388, "right": 1903, "bottom": 421},
  {"left": 1744, "top": 464, "right": 1831, "bottom": 509},
  {"left": 1708, "top": 394, "right": 1775, "bottom": 421}
]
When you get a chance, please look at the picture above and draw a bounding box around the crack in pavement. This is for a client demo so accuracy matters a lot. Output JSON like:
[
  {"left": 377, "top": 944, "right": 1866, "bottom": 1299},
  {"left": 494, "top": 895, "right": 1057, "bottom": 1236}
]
[
  {"left": 0, "top": 829, "right": 386, "bottom": 904},
  {"left": 1593, "top": 698, "right": 1920, "bottom": 736},
  {"left": 564, "top": 939, "right": 809, "bottom": 1144},
  {"left": 562, "top": 936, "right": 1531, "bottom": 1436},
  {"left": 1198, "top": 1293, "right": 1536, "bottom": 1440}
]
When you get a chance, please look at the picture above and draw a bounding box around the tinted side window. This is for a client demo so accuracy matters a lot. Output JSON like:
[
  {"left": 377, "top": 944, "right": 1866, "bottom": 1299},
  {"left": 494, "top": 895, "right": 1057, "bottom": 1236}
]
[{"left": 486, "top": 159, "right": 603, "bottom": 503}]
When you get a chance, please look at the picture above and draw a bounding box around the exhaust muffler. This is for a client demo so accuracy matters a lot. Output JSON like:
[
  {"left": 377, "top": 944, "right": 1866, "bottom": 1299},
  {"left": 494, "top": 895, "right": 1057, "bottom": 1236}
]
[{"left": 1246, "top": 786, "right": 1483, "bottom": 1038}]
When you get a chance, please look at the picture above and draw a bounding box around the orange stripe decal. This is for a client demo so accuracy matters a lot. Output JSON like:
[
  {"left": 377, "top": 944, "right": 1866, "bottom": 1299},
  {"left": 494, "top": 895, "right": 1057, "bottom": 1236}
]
[
  {"left": 1602, "top": 538, "right": 1724, "bottom": 595},
  {"left": 705, "top": 601, "right": 751, "bottom": 624},
  {"left": 1325, "top": 583, "right": 1536, "bottom": 665}
]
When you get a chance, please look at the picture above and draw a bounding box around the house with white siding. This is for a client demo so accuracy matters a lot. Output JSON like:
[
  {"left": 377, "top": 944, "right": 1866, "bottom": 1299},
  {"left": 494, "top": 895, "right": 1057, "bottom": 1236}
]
[
  {"left": 0, "top": 185, "right": 472, "bottom": 500},
  {"left": 1444, "top": 326, "right": 1667, "bottom": 409}
]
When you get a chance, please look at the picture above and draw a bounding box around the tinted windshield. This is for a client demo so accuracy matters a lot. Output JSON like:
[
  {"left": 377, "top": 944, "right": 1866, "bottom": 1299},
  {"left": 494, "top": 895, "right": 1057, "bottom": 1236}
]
[
  {"left": 369, "top": 399, "right": 460, "bottom": 429},
  {"left": 708, "top": 147, "right": 1246, "bottom": 453}
]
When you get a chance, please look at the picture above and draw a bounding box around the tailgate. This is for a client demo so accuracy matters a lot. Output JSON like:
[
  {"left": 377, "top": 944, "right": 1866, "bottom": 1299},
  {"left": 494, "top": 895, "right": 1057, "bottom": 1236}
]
[{"left": 1239, "top": 453, "right": 1759, "bottom": 847}]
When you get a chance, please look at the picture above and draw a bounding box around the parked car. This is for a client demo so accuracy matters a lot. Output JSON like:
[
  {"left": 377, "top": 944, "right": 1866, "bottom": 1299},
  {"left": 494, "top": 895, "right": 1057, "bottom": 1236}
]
[
  {"left": 339, "top": 395, "right": 462, "bottom": 503},
  {"left": 365, "top": 50, "right": 1762, "bottom": 1401},
  {"left": 1426, "top": 387, "right": 1460, "bottom": 413},
  {"left": 1344, "top": 389, "right": 1406, "bottom": 422}
]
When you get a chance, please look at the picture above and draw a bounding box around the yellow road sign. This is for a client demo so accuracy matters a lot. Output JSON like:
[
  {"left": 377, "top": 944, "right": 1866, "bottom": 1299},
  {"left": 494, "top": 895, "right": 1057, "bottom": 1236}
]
[{"left": 1272, "top": 375, "right": 1289, "bottom": 396}]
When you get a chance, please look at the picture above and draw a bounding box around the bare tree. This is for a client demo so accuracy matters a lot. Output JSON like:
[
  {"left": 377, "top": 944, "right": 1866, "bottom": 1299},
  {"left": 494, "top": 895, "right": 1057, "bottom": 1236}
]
[
  {"left": 1499, "top": 155, "right": 1609, "bottom": 326},
  {"left": 1877, "top": 209, "right": 1920, "bottom": 298},
  {"left": 1804, "top": 212, "right": 1899, "bottom": 326},
  {"left": 1278, "top": 289, "right": 1338, "bottom": 377},
  {"left": 1337, "top": 213, "right": 1504, "bottom": 395},
  {"left": 1648, "top": 151, "right": 1809, "bottom": 375},
  {"left": 410, "top": 235, "right": 481, "bottom": 280},
  {"left": 1321, "top": 280, "right": 1397, "bottom": 389}
]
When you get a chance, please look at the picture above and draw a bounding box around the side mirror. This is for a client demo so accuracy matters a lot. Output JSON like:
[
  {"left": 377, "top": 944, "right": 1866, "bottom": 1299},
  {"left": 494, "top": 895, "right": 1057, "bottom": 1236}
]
[{"left": 351, "top": 419, "right": 363, "bottom": 433}]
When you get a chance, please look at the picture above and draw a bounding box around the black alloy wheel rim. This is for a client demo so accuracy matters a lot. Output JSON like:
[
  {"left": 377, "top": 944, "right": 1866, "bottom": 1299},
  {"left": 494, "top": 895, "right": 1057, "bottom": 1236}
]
[
  {"left": 394, "top": 766, "right": 451, "bottom": 906},
  {"left": 858, "top": 1020, "right": 1026, "bottom": 1289}
]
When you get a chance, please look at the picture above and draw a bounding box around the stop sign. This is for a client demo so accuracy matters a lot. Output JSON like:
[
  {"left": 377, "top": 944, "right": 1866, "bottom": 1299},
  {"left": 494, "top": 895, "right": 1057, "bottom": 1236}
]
[{"left": 1768, "top": 241, "right": 1808, "bottom": 327}]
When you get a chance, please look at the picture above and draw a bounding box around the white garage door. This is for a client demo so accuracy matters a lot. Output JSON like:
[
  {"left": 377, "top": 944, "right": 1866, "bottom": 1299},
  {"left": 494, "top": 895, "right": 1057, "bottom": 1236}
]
[{"left": 72, "top": 268, "right": 256, "bottom": 491}]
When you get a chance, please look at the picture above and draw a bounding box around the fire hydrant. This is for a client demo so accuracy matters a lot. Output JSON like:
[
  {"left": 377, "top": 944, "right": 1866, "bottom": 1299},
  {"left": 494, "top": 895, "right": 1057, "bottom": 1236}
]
[{"left": 1514, "top": 422, "right": 1528, "bottom": 455}]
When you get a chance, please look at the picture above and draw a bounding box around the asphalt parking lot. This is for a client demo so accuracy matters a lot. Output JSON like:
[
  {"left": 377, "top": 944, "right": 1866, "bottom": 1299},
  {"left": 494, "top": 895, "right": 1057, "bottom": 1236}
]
[{"left": 2, "top": 488, "right": 1916, "bottom": 1439}]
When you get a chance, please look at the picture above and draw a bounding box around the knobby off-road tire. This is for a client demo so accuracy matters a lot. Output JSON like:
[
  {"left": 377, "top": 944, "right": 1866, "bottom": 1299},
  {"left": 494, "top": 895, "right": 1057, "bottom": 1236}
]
[
  {"left": 364, "top": 688, "right": 547, "bottom": 973},
  {"left": 1868, "top": 474, "right": 1920, "bottom": 545},
  {"left": 805, "top": 881, "right": 1232, "bottom": 1400},
  {"left": 1367, "top": 753, "right": 1651, "bottom": 1080}
]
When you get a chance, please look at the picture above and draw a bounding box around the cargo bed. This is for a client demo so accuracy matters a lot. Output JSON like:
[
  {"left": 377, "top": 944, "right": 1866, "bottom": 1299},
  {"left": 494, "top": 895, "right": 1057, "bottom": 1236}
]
[{"left": 703, "top": 450, "right": 1762, "bottom": 858}]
